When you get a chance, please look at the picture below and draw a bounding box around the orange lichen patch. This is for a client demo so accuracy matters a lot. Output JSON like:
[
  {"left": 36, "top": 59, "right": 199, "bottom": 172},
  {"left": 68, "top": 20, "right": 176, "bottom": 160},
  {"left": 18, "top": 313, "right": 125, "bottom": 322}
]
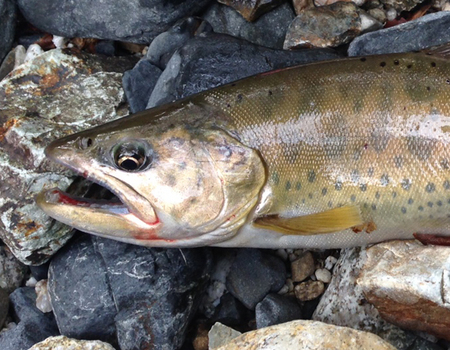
[
  {"left": 0, "top": 118, "right": 19, "bottom": 142},
  {"left": 41, "top": 73, "right": 61, "bottom": 88},
  {"left": 17, "top": 220, "right": 43, "bottom": 237}
]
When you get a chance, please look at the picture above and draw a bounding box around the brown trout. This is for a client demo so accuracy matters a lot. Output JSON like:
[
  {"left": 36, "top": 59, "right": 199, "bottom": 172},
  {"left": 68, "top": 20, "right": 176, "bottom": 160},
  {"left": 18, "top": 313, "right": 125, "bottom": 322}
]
[{"left": 36, "top": 45, "right": 450, "bottom": 249}]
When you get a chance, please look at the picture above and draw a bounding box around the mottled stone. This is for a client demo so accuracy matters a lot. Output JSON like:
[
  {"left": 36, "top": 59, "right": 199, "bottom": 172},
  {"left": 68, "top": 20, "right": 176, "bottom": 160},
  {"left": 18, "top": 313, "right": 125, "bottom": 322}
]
[
  {"left": 0, "top": 286, "right": 8, "bottom": 329},
  {"left": 0, "top": 0, "right": 16, "bottom": 64},
  {"left": 17, "top": 0, "right": 211, "bottom": 44},
  {"left": 379, "top": 0, "right": 425, "bottom": 12},
  {"left": 208, "top": 322, "right": 242, "bottom": 350},
  {"left": 226, "top": 249, "right": 286, "bottom": 309},
  {"left": 0, "top": 246, "right": 28, "bottom": 294},
  {"left": 28, "top": 336, "right": 115, "bottom": 350},
  {"left": 0, "top": 49, "right": 136, "bottom": 265},
  {"left": 255, "top": 293, "right": 302, "bottom": 328},
  {"left": 291, "top": 251, "right": 315, "bottom": 282},
  {"left": 294, "top": 280, "right": 325, "bottom": 301},
  {"left": 348, "top": 12, "right": 450, "bottom": 56},
  {"left": 218, "top": 0, "right": 284, "bottom": 21},
  {"left": 203, "top": 2, "right": 295, "bottom": 49},
  {"left": 358, "top": 240, "right": 450, "bottom": 341},
  {"left": 214, "top": 320, "right": 396, "bottom": 350}
]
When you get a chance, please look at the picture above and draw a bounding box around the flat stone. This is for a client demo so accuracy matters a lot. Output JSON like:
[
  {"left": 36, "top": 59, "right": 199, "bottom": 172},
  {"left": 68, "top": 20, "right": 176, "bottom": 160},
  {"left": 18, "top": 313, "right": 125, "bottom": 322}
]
[
  {"left": 358, "top": 240, "right": 450, "bottom": 341},
  {"left": 0, "top": 49, "right": 136, "bottom": 265},
  {"left": 255, "top": 293, "right": 302, "bottom": 328},
  {"left": 214, "top": 320, "right": 397, "bottom": 350},
  {"left": 291, "top": 251, "right": 315, "bottom": 282},
  {"left": 28, "top": 336, "right": 115, "bottom": 350},
  {"left": 217, "top": 0, "right": 284, "bottom": 21},
  {"left": 0, "top": 0, "right": 16, "bottom": 64},
  {"left": 348, "top": 12, "right": 450, "bottom": 56},
  {"left": 17, "top": 0, "right": 211, "bottom": 44}
]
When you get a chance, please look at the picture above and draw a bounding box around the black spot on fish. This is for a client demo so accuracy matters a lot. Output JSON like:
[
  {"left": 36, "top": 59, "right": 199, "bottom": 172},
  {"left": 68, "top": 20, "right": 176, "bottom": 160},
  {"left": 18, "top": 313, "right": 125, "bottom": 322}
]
[
  {"left": 426, "top": 86, "right": 431, "bottom": 91},
  {"left": 272, "top": 172, "right": 280, "bottom": 185},
  {"left": 380, "top": 174, "right": 389, "bottom": 186},
  {"left": 367, "top": 168, "right": 374, "bottom": 177},
  {"left": 363, "top": 203, "right": 368, "bottom": 209},
  {"left": 350, "top": 194, "right": 356, "bottom": 202},
  {"left": 335, "top": 181, "right": 343, "bottom": 191},
  {"left": 322, "top": 188, "right": 327, "bottom": 196},
  {"left": 360, "top": 58, "right": 366, "bottom": 62},
  {"left": 431, "top": 62, "right": 436, "bottom": 67},
  {"left": 392, "top": 191, "right": 397, "bottom": 198},
  {"left": 375, "top": 191, "right": 380, "bottom": 199},
  {"left": 428, "top": 201, "right": 433, "bottom": 208},
  {"left": 231, "top": 83, "right": 236, "bottom": 87},
  {"left": 296, "top": 182, "right": 301, "bottom": 190},
  {"left": 380, "top": 62, "right": 386, "bottom": 67},
  {"left": 437, "top": 200, "right": 443, "bottom": 206},
  {"left": 302, "top": 198, "right": 305, "bottom": 204},
  {"left": 268, "top": 90, "right": 273, "bottom": 96},
  {"left": 308, "top": 193, "right": 313, "bottom": 199},
  {"left": 236, "top": 94, "right": 243, "bottom": 103},
  {"left": 372, "top": 134, "right": 389, "bottom": 152},
  {"left": 444, "top": 180, "right": 450, "bottom": 190},
  {"left": 360, "top": 184, "right": 367, "bottom": 192},
  {"left": 394, "top": 156, "right": 403, "bottom": 168},
  {"left": 371, "top": 204, "right": 376, "bottom": 210},
  {"left": 418, "top": 205, "right": 424, "bottom": 211},
  {"left": 328, "top": 201, "right": 333, "bottom": 208},
  {"left": 401, "top": 207, "right": 406, "bottom": 214},
  {"left": 351, "top": 169, "right": 360, "bottom": 183},
  {"left": 408, "top": 198, "right": 414, "bottom": 205},
  {"left": 394, "top": 60, "right": 399, "bottom": 65},
  {"left": 308, "top": 170, "right": 316, "bottom": 183},
  {"left": 401, "top": 178, "right": 412, "bottom": 191},
  {"left": 285, "top": 181, "right": 291, "bottom": 191},
  {"left": 407, "top": 64, "right": 413, "bottom": 69},
  {"left": 425, "top": 182, "right": 436, "bottom": 193}
]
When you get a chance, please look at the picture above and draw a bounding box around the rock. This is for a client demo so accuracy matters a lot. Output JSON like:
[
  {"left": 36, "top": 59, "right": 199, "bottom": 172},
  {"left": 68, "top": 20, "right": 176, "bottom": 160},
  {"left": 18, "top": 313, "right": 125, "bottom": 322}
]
[
  {"left": 315, "top": 268, "right": 332, "bottom": 283},
  {"left": 0, "top": 46, "right": 15, "bottom": 81},
  {"left": 0, "top": 287, "right": 8, "bottom": 329},
  {"left": 203, "top": 2, "right": 295, "bottom": 49},
  {"left": 255, "top": 293, "right": 302, "bottom": 328},
  {"left": 214, "top": 320, "right": 397, "bottom": 350},
  {"left": 213, "top": 293, "right": 252, "bottom": 327},
  {"left": 0, "top": 0, "right": 16, "bottom": 64},
  {"left": 17, "top": 0, "right": 211, "bottom": 44},
  {"left": 208, "top": 322, "right": 242, "bottom": 349},
  {"left": 0, "top": 49, "right": 137, "bottom": 265},
  {"left": 146, "top": 17, "right": 213, "bottom": 70},
  {"left": 122, "top": 60, "right": 162, "bottom": 113},
  {"left": 291, "top": 251, "right": 315, "bottom": 282},
  {"left": 379, "top": 0, "right": 425, "bottom": 12},
  {"left": 284, "top": 2, "right": 381, "bottom": 49},
  {"left": 0, "top": 287, "right": 59, "bottom": 350},
  {"left": 147, "top": 32, "right": 340, "bottom": 108},
  {"left": 0, "top": 246, "right": 28, "bottom": 294},
  {"left": 312, "top": 247, "right": 420, "bottom": 349},
  {"left": 35, "top": 280, "right": 52, "bottom": 313},
  {"left": 294, "top": 280, "right": 325, "bottom": 301},
  {"left": 48, "top": 235, "right": 212, "bottom": 350},
  {"left": 29, "top": 261, "right": 50, "bottom": 282},
  {"left": 226, "top": 249, "right": 286, "bottom": 309},
  {"left": 348, "top": 12, "right": 450, "bottom": 56},
  {"left": 358, "top": 240, "right": 450, "bottom": 341},
  {"left": 217, "top": 0, "right": 285, "bottom": 21},
  {"left": 28, "top": 335, "right": 115, "bottom": 350}
]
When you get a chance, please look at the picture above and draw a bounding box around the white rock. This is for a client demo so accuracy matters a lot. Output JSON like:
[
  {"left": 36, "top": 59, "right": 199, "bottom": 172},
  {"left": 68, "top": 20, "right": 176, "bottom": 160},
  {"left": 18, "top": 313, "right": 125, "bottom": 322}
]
[
  {"left": 324, "top": 255, "right": 337, "bottom": 270},
  {"left": 27, "top": 335, "right": 115, "bottom": 350},
  {"left": 13, "top": 45, "right": 26, "bottom": 70},
  {"left": 52, "top": 36, "right": 69, "bottom": 49},
  {"left": 24, "top": 44, "right": 44, "bottom": 64},
  {"left": 315, "top": 268, "right": 332, "bottom": 283},
  {"left": 208, "top": 322, "right": 242, "bottom": 350},
  {"left": 386, "top": 8, "right": 397, "bottom": 21},
  {"left": 25, "top": 276, "right": 37, "bottom": 287}
]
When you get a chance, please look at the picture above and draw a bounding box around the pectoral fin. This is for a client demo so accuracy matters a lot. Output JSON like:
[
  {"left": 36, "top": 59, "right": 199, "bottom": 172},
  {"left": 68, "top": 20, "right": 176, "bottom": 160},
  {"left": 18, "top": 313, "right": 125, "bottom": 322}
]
[{"left": 253, "top": 205, "right": 363, "bottom": 235}]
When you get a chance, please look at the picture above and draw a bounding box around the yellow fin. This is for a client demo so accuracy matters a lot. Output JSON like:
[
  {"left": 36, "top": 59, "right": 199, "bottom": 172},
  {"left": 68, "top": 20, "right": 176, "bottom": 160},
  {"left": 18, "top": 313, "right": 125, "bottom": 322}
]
[{"left": 253, "top": 205, "right": 363, "bottom": 235}]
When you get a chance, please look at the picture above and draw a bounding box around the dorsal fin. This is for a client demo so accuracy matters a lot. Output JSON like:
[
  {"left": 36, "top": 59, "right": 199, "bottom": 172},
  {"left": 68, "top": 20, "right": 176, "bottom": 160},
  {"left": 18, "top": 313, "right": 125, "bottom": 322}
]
[{"left": 422, "top": 42, "right": 450, "bottom": 59}]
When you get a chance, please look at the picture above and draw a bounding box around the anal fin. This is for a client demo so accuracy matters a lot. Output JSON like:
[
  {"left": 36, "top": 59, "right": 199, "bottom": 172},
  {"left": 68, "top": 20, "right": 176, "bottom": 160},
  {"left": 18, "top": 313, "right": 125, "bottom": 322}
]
[{"left": 253, "top": 205, "right": 363, "bottom": 236}]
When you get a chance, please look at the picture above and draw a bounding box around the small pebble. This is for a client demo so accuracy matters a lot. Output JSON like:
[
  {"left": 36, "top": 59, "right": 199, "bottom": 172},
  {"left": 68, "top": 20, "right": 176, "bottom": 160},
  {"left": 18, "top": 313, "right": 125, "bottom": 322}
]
[
  {"left": 24, "top": 44, "right": 44, "bottom": 64},
  {"left": 26, "top": 276, "right": 37, "bottom": 287},
  {"left": 52, "top": 35, "right": 68, "bottom": 48},
  {"left": 35, "top": 280, "right": 52, "bottom": 313},
  {"left": 324, "top": 256, "right": 338, "bottom": 270},
  {"left": 386, "top": 8, "right": 397, "bottom": 21},
  {"left": 294, "top": 280, "right": 325, "bottom": 301},
  {"left": 291, "top": 251, "right": 315, "bottom": 282},
  {"left": 315, "top": 268, "right": 332, "bottom": 283}
]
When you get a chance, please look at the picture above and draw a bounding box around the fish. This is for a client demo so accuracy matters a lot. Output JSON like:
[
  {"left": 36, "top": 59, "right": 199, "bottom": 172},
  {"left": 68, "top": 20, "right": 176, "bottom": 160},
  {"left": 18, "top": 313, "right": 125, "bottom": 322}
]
[{"left": 36, "top": 44, "right": 450, "bottom": 249}]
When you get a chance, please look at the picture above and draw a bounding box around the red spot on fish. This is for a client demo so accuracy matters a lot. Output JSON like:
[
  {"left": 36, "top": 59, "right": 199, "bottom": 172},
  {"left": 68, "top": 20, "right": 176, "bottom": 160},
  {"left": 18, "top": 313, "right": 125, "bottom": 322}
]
[
  {"left": 364, "top": 143, "right": 368, "bottom": 150},
  {"left": 413, "top": 233, "right": 450, "bottom": 246}
]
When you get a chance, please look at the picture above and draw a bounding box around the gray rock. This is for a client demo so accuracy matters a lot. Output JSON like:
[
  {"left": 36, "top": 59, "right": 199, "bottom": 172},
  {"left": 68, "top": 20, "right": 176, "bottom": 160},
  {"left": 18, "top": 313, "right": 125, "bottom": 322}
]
[
  {"left": 147, "top": 32, "right": 340, "bottom": 108},
  {"left": 28, "top": 336, "right": 115, "bottom": 350},
  {"left": 213, "top": 293, "right": 253, "bottom": 327},
  {"left": 0, "top": 286, "right": 8, "bottom": 329},
  {"left": 0, "top": 49, "right": 137, "bottom": 265},
  {"left": 203, "top": 2, "right": 295, "bottom": 49},
  {"left": 226, "top": 249, "right": 286, "bottom": 309},
  {"left": 348, "top": 12, "right": 450, "bottom": 57},
  {"left": 0, "top": 287, "right": 59, "bottom": 350},
  {"left": 17, "top": 0, "right": 211, "bottom": 44},
  {"left": 208, "top": 322, "right": 242, "bottom": 350},
  {"left": 0, "top": 0, "right": 16, "bottom": 64},
  {"left": 0, "top": 246, "right": 28, "bottom": 294},
  {"left": 218, "top": 0, "right": 284, "bottom": 21},
  {"left": 255, "top": 293, "right": 302, "bottom": 329},
  {"left": 122, "top": 60, "right": 162, "bottom": 113}
]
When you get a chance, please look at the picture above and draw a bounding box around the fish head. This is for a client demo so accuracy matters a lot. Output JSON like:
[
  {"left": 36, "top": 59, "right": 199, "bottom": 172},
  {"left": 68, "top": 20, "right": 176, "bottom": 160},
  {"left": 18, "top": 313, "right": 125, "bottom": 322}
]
[{"left": 37, "top": 103, "right": 266, "bottom": 247}]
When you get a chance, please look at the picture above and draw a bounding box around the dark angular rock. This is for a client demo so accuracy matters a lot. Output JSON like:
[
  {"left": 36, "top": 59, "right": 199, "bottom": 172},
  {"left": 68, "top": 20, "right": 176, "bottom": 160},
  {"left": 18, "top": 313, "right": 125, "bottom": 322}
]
[
  {"left": 255, "top": 293, "right": 302, "bottom": 329},
  {"left": 122, "top": 60, "right": 162, "bottom": 113},
  {"left": 0, "top": 287, "right": 59, "bottom": 350},
  {"left": 17, "top": 0, "right": 211, "bottom": 44},
  {"left": 203, "top": 2, "right": 294, "bottom": 49},
  {"left": 348, "top": 12, "right": 450, "bottom": 57},
  {"left": 0, "top": 0, "right": 16, "bottom": 64},
  {"left": 95, "top": 40, "right": 116, "bottom": 57},
  {"left": 213, "top": 293, "right": 253, "bottom": 327},
  {"left": 0, "top": 286, "right": 8, "bottom": 328},
  {"left": 48, "top": 235, "right": 118, "bottom": 345},
  {"left": 147, "top": 32, "right": 340, "bottom": 107},
  {"left": 29, "top": 261, "right": 50, "bottom": 281},
  {"left": 226, "top": 249, "right": 286, "bottom": 310}
]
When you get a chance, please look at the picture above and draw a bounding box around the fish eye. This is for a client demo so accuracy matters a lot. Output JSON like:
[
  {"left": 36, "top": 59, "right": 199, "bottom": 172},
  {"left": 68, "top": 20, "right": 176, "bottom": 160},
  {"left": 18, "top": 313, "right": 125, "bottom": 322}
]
[
  {"left": 79, "top": 137, "right": 93, "bottom": 150},
  {"left": 112, "top": 140, "right": 152, "bottom": 172}
]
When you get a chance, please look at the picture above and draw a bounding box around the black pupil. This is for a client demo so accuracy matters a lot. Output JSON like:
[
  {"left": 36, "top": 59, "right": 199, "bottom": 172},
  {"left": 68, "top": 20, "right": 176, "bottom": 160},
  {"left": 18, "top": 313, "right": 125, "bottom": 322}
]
[{"left": 120, "top": 156, "right": 140, "bottom": 171}]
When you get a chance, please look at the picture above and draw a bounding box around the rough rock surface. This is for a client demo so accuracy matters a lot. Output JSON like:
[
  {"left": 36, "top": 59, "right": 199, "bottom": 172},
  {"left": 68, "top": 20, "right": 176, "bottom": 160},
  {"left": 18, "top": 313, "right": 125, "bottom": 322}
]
[
  {"left": 147, "top": 32, "right": 340, "bottom": 108},
  {"left": 379, "top": 0, "right": 425, "bottom": 12},
  {"left": 203, "top": 2, "right": 295, "bottom": 49},
  {"left": 255, "top": 293, "right": 302, "bottom": 329},
  {"left": 0, "top": 49, "right": 136, "bottom": 265},
  {"left": 0, "top": 0, "right": 16, "bottom": 64},
  {"left": 208, "top": 322, "right": 242, "bottom": 350},
  {"left": 17, "top": 0, "right": 211, "bottom": 44},
  {"left": 348, "top": 12, "right": 450, "bottom": 56},
  {"left": 358, "top": 240, "right": 450, "bottom": 340},
  {"left": 214, "top": 320, "right": 397, "bottom": 350},
  {"left": 28, "top": 336, "right": 115, "bottom": 350},
  {"left": 218, "top": 0, "right": 284, "bottom": 21},
  {"left": 48, "top": 235, "right": 212, "bottom": 350},
  {"left": 0, "top": 246, "right": 28, "bottom": 293}
]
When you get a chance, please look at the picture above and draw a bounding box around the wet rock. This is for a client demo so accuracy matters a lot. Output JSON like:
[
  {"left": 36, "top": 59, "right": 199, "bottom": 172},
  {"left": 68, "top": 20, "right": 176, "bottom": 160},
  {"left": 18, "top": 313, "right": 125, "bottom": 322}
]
[
  {"left": 203, "top": 2, "right": 295, "bottom": 49},
  {"left": 122, "top": 60, "right": 162, "bottom": 113},
  {"left": 0, "top": 287, "right": 59, "bottom": 350},
  {"left": 226, "top": 249, "right": 286, "bottom": 309},
  {"left": 0, "top": 246, "right": 28, "bottom": 294},
  {"left": 358, "top": 240, "right": 450, "bottom": 341},
  {"left": 0, "top": 0, "right": 16, "bottom": 64},
  {"left": 17, "top": 0, "right": 211, "bottom": 44},
  {"left": 28, "top": 336, "right": 115, "bottom": 350},
  {"left": 208, "top": 322, "right": 242, "bottom": 350},
  {"left": 255, "top": 293, "right": 302, "bottom": 328},
  {"left": 294, "top": 280, "right": 325, "bottom": 301},
  {"left": 147, "top": 32, "right": 340, "bottom": 108},
  {"left": 49, "top": 235, "right": 212, "bottom": 350},
  {"left": 380, "top": 0, "right": 425, "bottom": 12},
  {"left": 0, "top": 287, "right": 8, "bottom": 329},
  {"left": 218, "top": 0, "right": 284, "bottom": 21},
  {"left": 214, "top": 320, "right": 397, "bottom": 350},
  {"left": 0, "top": 49, "right": 137, "bottom": 265},
  {"left": 291, "top": 251, "right": 315, "bottom": 282},
  {"left": 348, "top": 12, "right": 450, "bottom": 56},
  {"left": 284, "top": 2, "right": 381, "bottom": 49}
]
